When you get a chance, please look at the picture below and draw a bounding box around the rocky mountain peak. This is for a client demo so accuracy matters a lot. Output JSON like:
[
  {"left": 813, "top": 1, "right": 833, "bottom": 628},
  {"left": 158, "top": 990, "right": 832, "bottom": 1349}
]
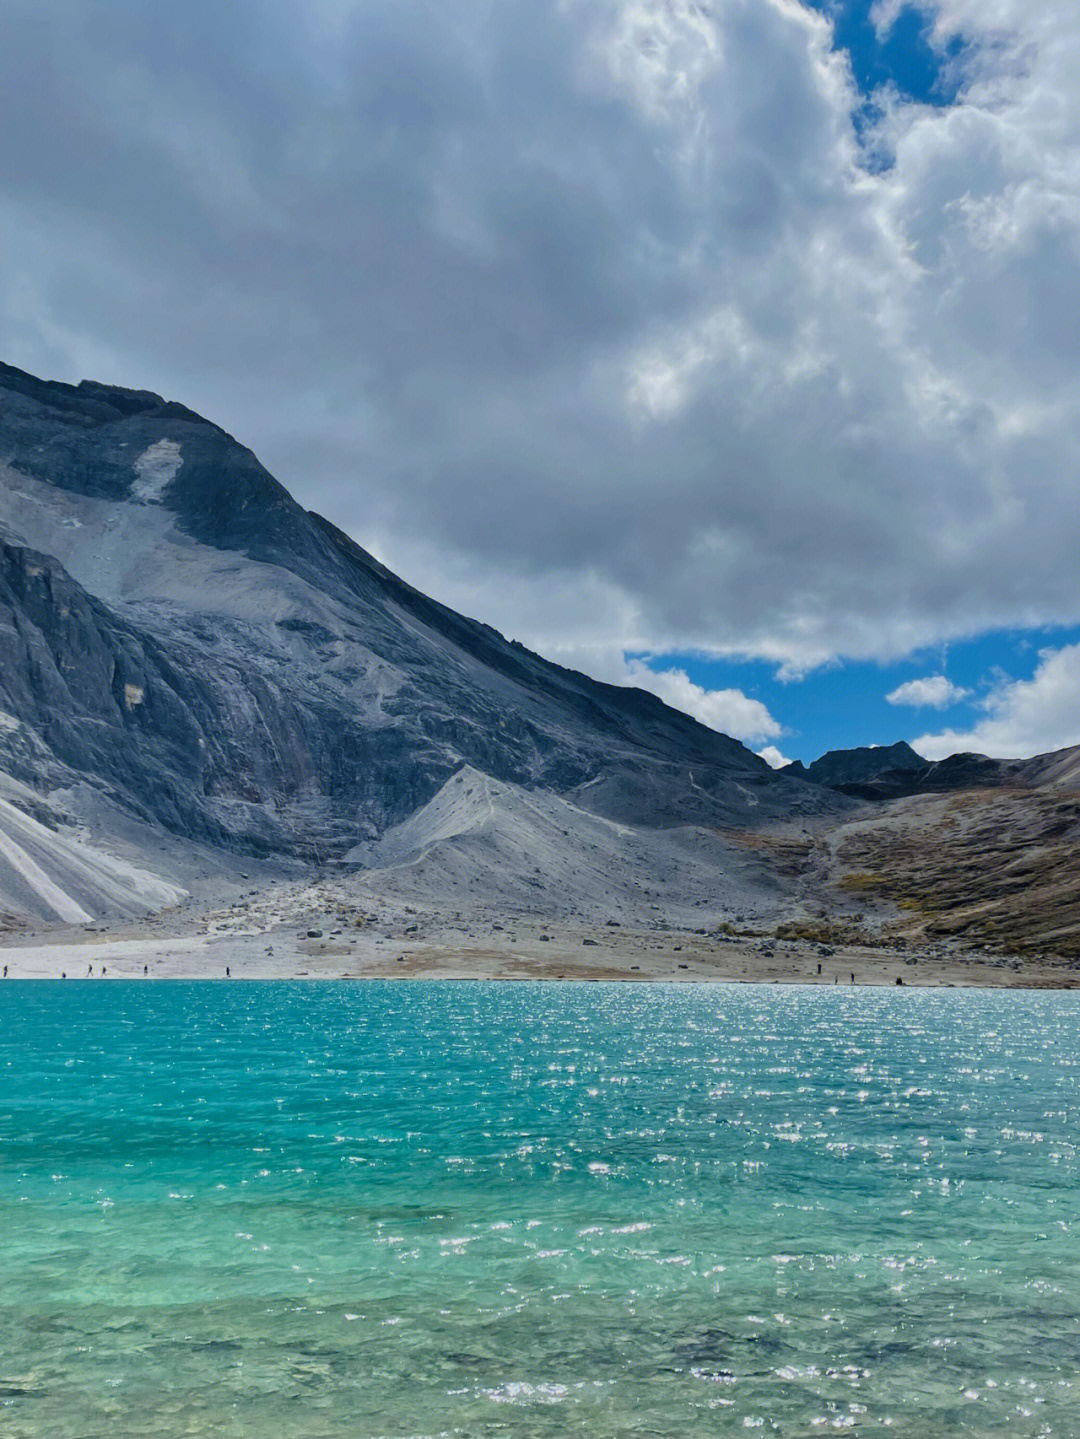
[{"left": 1, "top": 362, "right": 841, "bottom": 863}]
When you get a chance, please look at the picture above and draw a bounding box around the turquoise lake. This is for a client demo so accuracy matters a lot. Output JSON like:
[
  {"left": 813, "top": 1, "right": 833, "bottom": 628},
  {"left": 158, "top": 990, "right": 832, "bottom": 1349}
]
[{"left": 2, "top": 981, "right": 1080, "bottom": 1437}]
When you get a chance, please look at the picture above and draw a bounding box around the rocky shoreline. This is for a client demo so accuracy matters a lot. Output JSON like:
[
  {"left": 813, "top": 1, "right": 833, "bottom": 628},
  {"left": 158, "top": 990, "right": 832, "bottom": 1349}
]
[{"left": 4, "top": 899, "right": 1075, "bottom": 987}]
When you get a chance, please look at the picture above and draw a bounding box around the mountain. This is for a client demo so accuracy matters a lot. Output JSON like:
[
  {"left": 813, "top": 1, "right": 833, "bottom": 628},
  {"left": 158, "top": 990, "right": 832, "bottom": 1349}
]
[
  {"left": 780, "top": 740, "right": 1076, "bottom": 801},
  {"left": 820, "top": 775, "right": 1080, "bottom": 959},
  {"left": 4, "top": 362, "right": 1078, "bottom": 967},
  {"left": 344, "top": 764, "right": 795, "bottom": 927},
  {"left": 0, "top": 361, "right": 835, "bottom": 875},
  {"left": 779, "top": 740, "right": 1080, "bottom": 959},
  {"left": 783, "top": 742, "right": 927, "bottom": 797}
]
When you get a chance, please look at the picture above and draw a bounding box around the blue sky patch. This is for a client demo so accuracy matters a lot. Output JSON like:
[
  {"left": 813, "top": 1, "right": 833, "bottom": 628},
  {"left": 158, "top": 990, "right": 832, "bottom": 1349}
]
[
  {"left": 805, "top": 0, "right": 967, "bottom": 108},
  {"left": 636, "top": 623, "right": 1080, "bottom": 762}
]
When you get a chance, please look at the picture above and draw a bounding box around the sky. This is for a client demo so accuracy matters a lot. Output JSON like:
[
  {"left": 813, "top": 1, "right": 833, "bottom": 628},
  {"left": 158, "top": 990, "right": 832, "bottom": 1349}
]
[{"left": 2, "top": 0, "right": 1079, "bottom": 765}]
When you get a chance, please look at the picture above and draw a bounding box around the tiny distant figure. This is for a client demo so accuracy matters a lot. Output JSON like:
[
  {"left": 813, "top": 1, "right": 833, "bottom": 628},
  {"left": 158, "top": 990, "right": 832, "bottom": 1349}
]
[
  {"left": 88, "top": 963, "right": 93, "bottom": 976},
  {"left": 143, "top": 964, "right": 148, "bottom": 975},
  {"left": 61, "top": 971, "right": 66, "bottom": 979},
  {"left": 2, "top": 964, "right": 7, "bottom": 977},
  {"left": 101, "top": 966, "right": 107, "bottom": 976},
  {"left": 226, "top": 966, "right": 231, "bottom": 977},
  {"left": 895, "top": 976, "right": 903, "bottom": 986},
  {"left": 850, "top": 973, "right": 855, "bottom": 984},
  {"left": 817, "top": 962, "right": 822, "bottom": 975}
]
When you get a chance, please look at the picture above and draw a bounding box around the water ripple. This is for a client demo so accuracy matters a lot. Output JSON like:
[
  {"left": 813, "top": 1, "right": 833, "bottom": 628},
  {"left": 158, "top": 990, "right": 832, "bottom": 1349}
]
[{"left": 2, "top": 981, "right": 1080, "bottom": 1436}]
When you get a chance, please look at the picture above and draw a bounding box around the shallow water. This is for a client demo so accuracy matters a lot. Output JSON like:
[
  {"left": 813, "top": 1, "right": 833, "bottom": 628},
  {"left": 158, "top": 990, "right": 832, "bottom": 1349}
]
[{"left": 2, "top": 981, "right": 1080, "bottom": 1437}]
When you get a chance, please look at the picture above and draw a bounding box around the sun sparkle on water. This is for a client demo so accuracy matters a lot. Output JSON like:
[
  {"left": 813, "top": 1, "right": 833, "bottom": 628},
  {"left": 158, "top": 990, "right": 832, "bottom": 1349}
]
[{"left": 3, "top": 981, "right": 1079, "bottom": 1437}]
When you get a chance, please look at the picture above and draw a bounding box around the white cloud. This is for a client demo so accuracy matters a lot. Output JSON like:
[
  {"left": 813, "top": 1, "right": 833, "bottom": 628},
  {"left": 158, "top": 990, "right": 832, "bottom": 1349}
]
[
  {"left": 886, "top": 675, "right": 970, "bottom": 708},
  {"left": 511, "top": 639, "right": 784, "bottom": 743},
  {"left": 2, "top": 1, "right": 1080, "bottom": 672},
  {"left": 620, "top": 660, "right": 783, "bottom": 743},
  {"left": 756, "top": 744, "right": 793, "bottom": 769},
  {"left": 914, "top": 644, "right": 1080, "bottom": 759}
]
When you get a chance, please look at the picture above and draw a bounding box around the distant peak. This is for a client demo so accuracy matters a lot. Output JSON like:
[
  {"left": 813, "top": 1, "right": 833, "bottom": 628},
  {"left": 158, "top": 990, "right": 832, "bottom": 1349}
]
[{"left": 817, "top": 740, "right": 922, "bottom": 768}]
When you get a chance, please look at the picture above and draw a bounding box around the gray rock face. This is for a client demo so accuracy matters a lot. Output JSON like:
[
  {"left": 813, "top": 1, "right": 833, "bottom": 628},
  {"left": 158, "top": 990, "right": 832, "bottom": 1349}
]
[{"left": 0, "top": 361, "right": 838, "bottom": 858}]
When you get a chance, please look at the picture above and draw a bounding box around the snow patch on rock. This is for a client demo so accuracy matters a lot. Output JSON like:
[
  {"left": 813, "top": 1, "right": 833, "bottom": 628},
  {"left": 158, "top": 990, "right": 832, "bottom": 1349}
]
[{"left": 132, "top": 439, "right": 182, "bottom": 502}]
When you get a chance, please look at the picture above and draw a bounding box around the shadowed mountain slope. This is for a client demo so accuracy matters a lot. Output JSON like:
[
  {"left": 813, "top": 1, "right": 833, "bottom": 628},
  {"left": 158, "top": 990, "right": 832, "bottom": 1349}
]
[{"left": 784, "top": 740, "right": 1080, "bottom": 802}]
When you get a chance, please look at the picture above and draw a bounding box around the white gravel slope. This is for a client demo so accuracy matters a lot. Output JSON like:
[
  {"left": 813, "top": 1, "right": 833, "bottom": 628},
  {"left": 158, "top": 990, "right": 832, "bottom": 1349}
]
[{"left": 0, "top": 791, "right": 186, "bottom": 923}]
